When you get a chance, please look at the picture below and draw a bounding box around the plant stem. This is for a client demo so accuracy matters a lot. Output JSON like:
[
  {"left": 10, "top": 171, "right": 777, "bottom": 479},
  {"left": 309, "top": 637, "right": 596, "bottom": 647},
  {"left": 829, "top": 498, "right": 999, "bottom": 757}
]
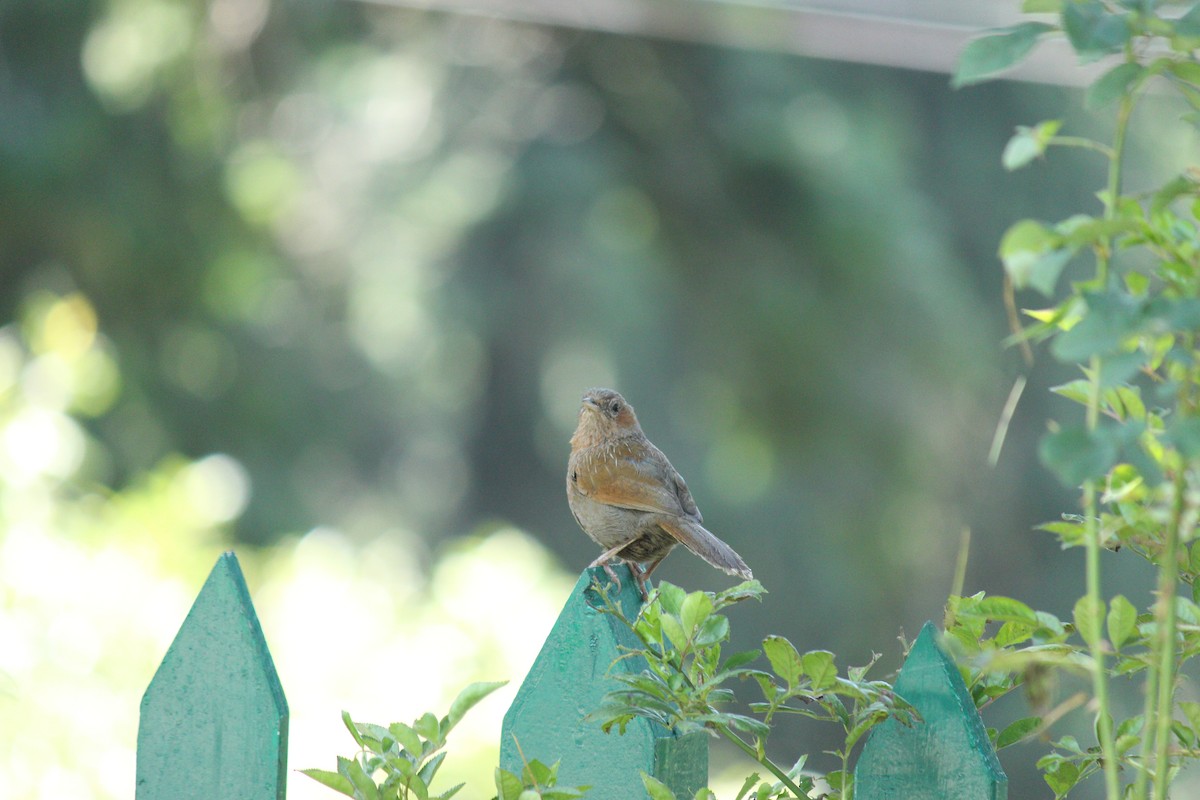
[
  {"left": 717, "top": 727, "right": 807, "bottom": 798},
  {"left": 1152, "top": 466, "right": 1185, "bottom": 800},
  {"left": 1048, "top": 135, "right": 1117, "bottom": 160},
  {"left": 1087, "top": 89, "right": 1136, "bottom": 800},
  {"left": 1083, "top": 477, "right": 1121, "bottom": 800},
  {"left": 1133, "top": 643, "right": 1160, "bottom": 800}
]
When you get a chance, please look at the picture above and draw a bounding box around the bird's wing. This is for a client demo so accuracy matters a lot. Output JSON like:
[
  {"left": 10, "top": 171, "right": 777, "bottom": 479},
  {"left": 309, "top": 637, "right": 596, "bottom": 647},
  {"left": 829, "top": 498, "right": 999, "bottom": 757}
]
[{"left": 572, "top": 438, "right": 689, "bottom": 517}]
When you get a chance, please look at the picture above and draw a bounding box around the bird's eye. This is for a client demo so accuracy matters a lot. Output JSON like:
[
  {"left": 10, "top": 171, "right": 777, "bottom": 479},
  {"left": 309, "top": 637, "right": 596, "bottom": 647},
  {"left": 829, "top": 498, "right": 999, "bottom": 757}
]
[{"left": 609, "top": 400, "right": 621, "bottom": 414}]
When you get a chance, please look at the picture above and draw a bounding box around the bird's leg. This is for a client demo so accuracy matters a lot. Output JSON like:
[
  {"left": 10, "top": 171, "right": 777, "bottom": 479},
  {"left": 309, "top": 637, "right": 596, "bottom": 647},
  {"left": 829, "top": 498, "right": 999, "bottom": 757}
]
[
  {"left": 589, "top": 543, "right": 630, "bottom": 592},
  {"left": 631, "top": 555, "right": 668, "bottom": 602},
  {"left": 639, "top": 554, "right": 668, "bottom": 583},
  {"left": 632, "top": 565, "right": 650, "bottom": 602}
]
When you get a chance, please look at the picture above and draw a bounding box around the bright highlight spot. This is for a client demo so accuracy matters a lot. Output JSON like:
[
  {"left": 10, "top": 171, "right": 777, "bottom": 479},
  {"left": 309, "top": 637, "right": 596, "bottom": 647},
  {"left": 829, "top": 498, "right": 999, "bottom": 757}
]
[
  {"left": 181, "top": 453, "right": 251, "bottom": 523},
  {"left": 705, "top": 427, "right": 776, "bottom": 505}
]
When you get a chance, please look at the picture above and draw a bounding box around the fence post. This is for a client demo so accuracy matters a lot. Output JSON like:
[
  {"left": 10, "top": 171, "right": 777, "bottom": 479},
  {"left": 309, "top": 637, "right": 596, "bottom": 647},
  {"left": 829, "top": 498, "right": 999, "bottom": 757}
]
[
  {"left": 854, "top": 620, "right": 1006, "bottom": 800},
  {"left": 501, "top": 565, "right": 707, "bottom": 799},
  {"left": 136, "top": 552, "right": 289, "bottom": 800}
]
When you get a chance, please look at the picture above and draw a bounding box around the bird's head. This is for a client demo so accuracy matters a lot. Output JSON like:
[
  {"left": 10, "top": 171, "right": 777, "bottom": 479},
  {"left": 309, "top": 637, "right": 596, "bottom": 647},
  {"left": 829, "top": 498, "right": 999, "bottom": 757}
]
[{"left": 571, "top": 387, "right": 641, "bottom": 446}]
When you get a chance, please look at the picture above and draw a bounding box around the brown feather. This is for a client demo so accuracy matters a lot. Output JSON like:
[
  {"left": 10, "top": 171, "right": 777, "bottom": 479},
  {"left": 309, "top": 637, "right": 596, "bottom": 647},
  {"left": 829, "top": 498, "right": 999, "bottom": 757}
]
[
  {"left": 654, "top": 515, "right": 753, "bottom": 579},
  {"left": 567, "top": 387, "right": 753, "bottom": 588}
]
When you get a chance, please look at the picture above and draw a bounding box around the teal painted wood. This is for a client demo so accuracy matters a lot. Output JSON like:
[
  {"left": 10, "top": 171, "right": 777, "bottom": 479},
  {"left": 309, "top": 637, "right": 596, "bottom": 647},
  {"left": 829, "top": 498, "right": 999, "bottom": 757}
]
[
  {"left": 854, "top": 621, "right": 1006, "bottom": 800},
  {"left": 136, "top": 552, "right": 289, "bottom": 800},
  {"left": 501, "top": 565, "right": 707, "bottom": 799}
]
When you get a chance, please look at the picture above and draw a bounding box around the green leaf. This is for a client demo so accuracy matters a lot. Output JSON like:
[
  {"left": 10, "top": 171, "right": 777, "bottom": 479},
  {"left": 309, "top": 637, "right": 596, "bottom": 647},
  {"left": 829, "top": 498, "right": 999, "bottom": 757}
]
[
  {"left": 343, "top": 757, "right": 382, "bottom": 800},
  {"left": 359, "top": 728, "right": 391, "bottom": 756},
  {"left": 1040, "top": 425, "right": 1119, "bottom": 486},
  {"left": 413, "top": 712, "right": 441, "bottom": 743},
  {"left": 1003, "top": 120, "right": 1062, "bottom": 170},
  {"left": 1152, "top": 175, "right": 1198, "bottom": 214},
  {"left": 994, "top": 620, "right": 1034, "bottom": 647},
  {"left": 1051, "top": 291, "right": 1144, "bottom": 361},
  {"left": 342, "top": 711, "right": 366, "bottom": 748},
  {"left": 1181, "top": 701, "right": 1200, "bottom": 734},
  {"left": 1050, "top": 379, "right": 1091, "bottom": 406},
  {"left": 1097, "top": 350, "right": 1144, "bottom": 388},
  {"left": 1044, "top": 759, "right": 1081, "bottom": 794},
  {"left": 300, "top": 768, "right": 357, "bottom": 797},
  {"left": 1063, "top": 1, "right": 1131, "bottom": 62},
  {"left": 660, "top": 613, "right": 690, "bottom": 650},
  {"left": 953, "top": 22, "right": 1056, "bottom": 87},
  {"left": 1085, "top": 62, "right": 1144, "bottom": 109},
  {"left": 825, "top": 770, "right": 848, "bottom": 792},
  {"left": 802, "top": 650, "right": 837, "bottom": 690},
  {"left": 407, "top": 773, "right": 431, "bottom": 800},
  {"left": 1024, "top": 0, "right": 1063, "bottom": 10},
  {"left": 388, "top": 722, "right": 423, "bottom": 756},
  {"left": 976, "top": 595, "right": 1040, "bottom": 624},
  {"left": 1107, "top": 594, "right": 1138, "bottom": 649},
  {"left": 1170, "top": 60, "right": 1200, "bottom": 87},
  {"left": 446, "top": 680, "right": 507, "bottom": 731},
  {"left": 997, "top": 716, "right": 1042, "bottom": 749},
  {"left": 999, "top": 219, "right": 1070, "bottom": 295},
  {"left": 641, "top": 773, "right": 678, "bottom": 800},
  {"left": 695, "top": 614, "right": 730, "bottom": 648},
  {"left": 1074, "top": 595, "right": 1105, "bottom": 647},
  {"left": 419, "top": 751, "right": 448, "bottom": 787},
  {"left": 657, "top": 582, "right": 687, "bottom": 615},
  {"left": 680, "top": 591, "right": 714, "bottom": 634},
  {"left": 494, "top": 767, "right": 524, "bottom": 800},
  {"left": 1125, "top": 270, "right": 1149, "bottom": 295},
  {"left": 763, "top": 635, "right": 804, "bottom": 687}
]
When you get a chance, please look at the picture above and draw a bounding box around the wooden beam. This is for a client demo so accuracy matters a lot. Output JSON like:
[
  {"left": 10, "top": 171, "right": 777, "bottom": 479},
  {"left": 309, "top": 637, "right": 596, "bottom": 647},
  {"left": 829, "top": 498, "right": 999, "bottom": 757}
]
[{"left": 358, "top": 0, "right": 1106, "bottom": 85}]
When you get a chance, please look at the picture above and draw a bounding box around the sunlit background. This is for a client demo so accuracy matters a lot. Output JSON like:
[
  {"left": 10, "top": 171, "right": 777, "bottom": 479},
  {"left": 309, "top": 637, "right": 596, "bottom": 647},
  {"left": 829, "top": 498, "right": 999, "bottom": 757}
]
[{"left": 2, "top": 1, "right": 1199, "bottom": 798}]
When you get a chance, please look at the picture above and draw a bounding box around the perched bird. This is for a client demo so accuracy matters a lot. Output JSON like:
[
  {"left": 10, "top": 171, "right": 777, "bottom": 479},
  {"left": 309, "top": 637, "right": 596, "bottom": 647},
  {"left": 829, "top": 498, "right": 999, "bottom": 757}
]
[{"left": 567, "top": 387, "right": 753, "bottom": 598}]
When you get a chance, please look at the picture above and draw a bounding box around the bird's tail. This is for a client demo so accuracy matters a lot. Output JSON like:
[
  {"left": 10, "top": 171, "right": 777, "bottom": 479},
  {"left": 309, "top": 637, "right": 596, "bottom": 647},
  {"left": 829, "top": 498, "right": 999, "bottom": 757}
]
[{"left": 655, "top": 515, "right": 753, "bottom": 580}]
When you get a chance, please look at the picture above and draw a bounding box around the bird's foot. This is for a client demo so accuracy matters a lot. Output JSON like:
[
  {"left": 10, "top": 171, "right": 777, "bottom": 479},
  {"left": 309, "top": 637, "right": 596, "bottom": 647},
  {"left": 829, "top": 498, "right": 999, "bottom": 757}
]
[
  {"left": 589, "top": 542, "right": 633, "bottom": 593},
  {"left": 631, "top": 563, "right": 650, "bottom": 602},
  {"left": 603, "top": 562, "right": 623, "bottom": 593},
  {"left": 588, "top": 556, "right": 623, "bottom": 592}
]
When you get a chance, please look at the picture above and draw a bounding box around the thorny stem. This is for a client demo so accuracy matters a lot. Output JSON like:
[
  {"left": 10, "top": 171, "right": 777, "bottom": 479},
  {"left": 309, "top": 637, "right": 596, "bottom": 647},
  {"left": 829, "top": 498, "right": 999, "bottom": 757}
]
[
  {"left": 1151, "top": 466, "right": 1186, "bottom": 800},
  {"left": 1082, "top": 478, "right": 1119, "bottom": 800},
  {"left": 717, "top": 727, "right": 807, "bottom": 798},
  {"left": 1134, "top": 635, "right": 1160, "bottom": 800},
  {"left": 1086, "top": 88, "right": 1135, "bottom": 800}
]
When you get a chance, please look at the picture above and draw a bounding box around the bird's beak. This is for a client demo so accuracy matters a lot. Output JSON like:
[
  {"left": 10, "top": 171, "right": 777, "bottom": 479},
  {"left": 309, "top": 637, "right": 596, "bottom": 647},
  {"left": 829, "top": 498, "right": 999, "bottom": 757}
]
[{"left": 581, "top": 396, "right": 601, "bottom": 412}]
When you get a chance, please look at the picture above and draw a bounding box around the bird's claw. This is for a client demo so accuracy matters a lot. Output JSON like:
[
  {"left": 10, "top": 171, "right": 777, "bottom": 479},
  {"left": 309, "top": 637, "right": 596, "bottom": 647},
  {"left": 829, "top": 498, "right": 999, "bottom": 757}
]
[{"left": 602, "top": 562, "right": 622, "bottom": 592}]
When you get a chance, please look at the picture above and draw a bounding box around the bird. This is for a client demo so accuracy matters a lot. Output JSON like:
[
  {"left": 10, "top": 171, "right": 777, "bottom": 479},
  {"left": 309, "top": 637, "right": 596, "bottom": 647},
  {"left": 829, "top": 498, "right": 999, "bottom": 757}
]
[{"left": 566, "top": 387, "right": 753, "bottom": 599}]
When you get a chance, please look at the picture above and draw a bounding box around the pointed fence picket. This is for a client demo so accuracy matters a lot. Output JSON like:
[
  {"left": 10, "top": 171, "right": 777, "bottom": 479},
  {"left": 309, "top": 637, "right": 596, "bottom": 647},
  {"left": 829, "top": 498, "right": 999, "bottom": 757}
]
[
  {"left": 135, "top": 553, "right": 1006, "bottom": 799},
  {"left": 854, "top": 621, "right": 1007, "bottom": 799},
  {"left": 136, "top": 552, "right": 288, "bottom": 800},
  {"left": 501, "top": 565, "right": 708, "bottom": 799}
]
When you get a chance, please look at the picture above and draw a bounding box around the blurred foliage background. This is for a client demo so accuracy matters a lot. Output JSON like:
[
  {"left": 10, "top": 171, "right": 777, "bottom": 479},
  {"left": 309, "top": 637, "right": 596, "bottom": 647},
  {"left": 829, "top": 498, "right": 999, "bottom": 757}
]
[{"left": 1, "top": 0, "right": 1198, "bottom": 798}]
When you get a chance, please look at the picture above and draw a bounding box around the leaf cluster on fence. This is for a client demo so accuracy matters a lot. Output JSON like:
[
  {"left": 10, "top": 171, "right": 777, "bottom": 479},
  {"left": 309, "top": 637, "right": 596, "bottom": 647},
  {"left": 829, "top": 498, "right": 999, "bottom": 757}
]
[{"left": 591, "top": 580, "right": 917, "bottom": 800}]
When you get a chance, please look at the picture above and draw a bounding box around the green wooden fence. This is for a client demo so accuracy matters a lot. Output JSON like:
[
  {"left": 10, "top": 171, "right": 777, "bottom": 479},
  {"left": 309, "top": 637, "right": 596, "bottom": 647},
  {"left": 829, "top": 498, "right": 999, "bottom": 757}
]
[
  {"left": 136, "top": 552, "right": 288, "bottom": 800},
  {"left": 136, "top": 553, "right": 1005, "bottom": 799}
]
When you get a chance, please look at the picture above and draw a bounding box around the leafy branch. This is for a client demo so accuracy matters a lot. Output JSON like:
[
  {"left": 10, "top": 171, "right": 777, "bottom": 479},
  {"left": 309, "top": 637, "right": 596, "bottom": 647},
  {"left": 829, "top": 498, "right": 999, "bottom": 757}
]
[
  {"left": 591, "top": 579, "right": 917, "bottom": 799},
  {"left": 953, "top": 3, "right": 1200, "bottom": 798}
]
